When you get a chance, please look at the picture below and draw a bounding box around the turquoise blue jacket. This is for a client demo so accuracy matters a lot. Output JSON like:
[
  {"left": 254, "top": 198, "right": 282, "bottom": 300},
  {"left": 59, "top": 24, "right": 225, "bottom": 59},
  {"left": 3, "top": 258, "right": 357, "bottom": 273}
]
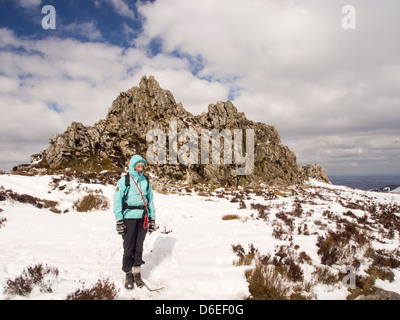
[{"left": 113, "top": 155, "right": 155, "bottom": 221}]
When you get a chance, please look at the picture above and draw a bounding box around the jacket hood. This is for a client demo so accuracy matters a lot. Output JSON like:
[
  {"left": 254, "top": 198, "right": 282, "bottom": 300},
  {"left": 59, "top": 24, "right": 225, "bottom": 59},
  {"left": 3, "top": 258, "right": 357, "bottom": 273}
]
[{"left": 129, "top": 155, "right": 147, "bottom": 175}]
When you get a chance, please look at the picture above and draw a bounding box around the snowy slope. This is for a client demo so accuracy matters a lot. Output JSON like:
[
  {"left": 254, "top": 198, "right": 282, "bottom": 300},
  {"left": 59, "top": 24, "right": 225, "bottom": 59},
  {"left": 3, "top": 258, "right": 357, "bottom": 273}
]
[
  {"left": 0, "top": 174, "right": 399, "bottom": 300},
  {"left": 391, "top": 187, "right": 400, "bottom": 194}
]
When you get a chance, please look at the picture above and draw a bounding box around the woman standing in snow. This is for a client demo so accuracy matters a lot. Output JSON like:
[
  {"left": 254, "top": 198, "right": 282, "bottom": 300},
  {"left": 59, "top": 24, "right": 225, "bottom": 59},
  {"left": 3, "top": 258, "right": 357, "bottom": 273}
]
[{"left": 113, "top": 154, "right": 156, "bottom": 290}]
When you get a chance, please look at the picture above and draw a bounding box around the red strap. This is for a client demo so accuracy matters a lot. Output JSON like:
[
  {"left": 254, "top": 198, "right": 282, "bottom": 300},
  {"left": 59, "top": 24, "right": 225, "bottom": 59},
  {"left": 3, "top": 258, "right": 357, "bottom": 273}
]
[
  {"left": 130, "top": 175, "right": 149, "bottom": 229},
  {"left": 143, "top": 214, "right": 149, "bottom": 230}
]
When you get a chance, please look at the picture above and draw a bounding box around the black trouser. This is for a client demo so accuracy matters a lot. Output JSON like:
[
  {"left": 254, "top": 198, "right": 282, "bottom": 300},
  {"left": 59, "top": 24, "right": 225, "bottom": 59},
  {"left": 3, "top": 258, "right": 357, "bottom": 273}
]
[{"left": 122, "top": 218, "right": 147, "bottom": 273}]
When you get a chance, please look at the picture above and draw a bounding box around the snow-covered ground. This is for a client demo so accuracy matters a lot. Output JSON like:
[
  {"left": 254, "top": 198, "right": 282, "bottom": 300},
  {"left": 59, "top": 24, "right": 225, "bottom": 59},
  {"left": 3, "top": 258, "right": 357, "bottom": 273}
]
[
  {"left": 392, "top": 186, "right": 400, "bottom": 194},
  {"left": 0, "top": 174, "right": 399, "bottom": 300}
]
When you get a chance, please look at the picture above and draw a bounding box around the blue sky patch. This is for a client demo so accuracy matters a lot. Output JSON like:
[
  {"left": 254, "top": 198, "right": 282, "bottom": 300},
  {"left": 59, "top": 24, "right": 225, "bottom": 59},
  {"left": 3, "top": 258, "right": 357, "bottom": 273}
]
[{"left": 46, "top": 101, "right": 63, "bottom": 113}]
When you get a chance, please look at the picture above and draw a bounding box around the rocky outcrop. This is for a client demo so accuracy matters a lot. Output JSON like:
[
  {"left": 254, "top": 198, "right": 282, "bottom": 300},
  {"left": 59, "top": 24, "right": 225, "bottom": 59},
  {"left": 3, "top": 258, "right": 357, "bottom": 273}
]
[
  {"left": 357, "top": 288, "right": 400, "bottom": 300},
  {"left": 14, "top": 75, "right": 330, "bottom": 188},
  {"left": 300, "top": 164, "right": 331, "bottom": 184}
]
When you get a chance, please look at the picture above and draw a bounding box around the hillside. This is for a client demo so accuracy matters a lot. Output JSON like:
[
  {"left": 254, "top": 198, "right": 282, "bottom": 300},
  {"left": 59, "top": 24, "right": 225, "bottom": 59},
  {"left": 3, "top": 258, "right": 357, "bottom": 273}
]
[{"left": 1, "top": 173, "right": 399, "bottom": 300}]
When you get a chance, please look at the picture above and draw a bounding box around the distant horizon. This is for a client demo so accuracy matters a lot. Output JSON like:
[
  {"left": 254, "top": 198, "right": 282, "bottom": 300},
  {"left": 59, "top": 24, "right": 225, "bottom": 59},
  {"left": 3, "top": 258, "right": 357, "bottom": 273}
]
[
  {"left": 329, "top": 174, "right": 400, "bottom": 191},
  {"left": 328, "top": 173, "right": 400, "bottom": 177}
]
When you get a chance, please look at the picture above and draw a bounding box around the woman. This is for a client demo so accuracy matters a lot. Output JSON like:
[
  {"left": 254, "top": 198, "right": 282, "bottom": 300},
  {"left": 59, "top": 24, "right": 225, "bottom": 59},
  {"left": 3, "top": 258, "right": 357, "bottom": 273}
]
[{"left": 113, "top": 154, "right": 156, "bottom": 290}]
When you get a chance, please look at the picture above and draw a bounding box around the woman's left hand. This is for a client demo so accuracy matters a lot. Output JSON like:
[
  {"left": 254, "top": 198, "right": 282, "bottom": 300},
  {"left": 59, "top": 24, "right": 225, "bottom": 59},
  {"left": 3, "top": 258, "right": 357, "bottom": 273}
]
[{"left": 149, "top": 218, "right": 156, "bottom": 233}]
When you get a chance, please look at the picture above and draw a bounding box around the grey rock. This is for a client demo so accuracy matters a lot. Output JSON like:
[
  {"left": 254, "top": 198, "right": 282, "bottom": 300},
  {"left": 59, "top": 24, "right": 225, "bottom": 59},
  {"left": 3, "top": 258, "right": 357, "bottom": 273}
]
[
  {"left": 357, "top": 288, "right": 400, "bottom": 300},
  {"left": 16, "top": 75, "right": 330, "bottom": 188}
]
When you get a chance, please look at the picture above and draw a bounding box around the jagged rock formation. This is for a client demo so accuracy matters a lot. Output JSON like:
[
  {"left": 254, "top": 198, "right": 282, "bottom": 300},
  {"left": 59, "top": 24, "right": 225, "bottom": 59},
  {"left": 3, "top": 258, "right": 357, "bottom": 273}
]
[{"left": 15, "top": 76, "right": 330, "bottom": 189}]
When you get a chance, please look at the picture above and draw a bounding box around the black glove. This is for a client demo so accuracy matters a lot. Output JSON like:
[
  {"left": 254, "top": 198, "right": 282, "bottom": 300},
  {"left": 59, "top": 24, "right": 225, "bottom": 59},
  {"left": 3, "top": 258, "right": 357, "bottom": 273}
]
[
  {"left": 149, "top": 218, "right": 156, "bottom": 234},
  {"left": 116, "top": 220, "right": 126, "bottom": 235}
]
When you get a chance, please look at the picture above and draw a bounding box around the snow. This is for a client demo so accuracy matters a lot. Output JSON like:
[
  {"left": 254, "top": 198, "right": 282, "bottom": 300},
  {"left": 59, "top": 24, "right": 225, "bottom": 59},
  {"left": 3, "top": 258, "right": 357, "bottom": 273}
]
[
  {"left": 0, "top": 174, "right": 400, "bottom": 300},
  {"left": 392, "top": 187, "right": 400, "bottom": 194}
]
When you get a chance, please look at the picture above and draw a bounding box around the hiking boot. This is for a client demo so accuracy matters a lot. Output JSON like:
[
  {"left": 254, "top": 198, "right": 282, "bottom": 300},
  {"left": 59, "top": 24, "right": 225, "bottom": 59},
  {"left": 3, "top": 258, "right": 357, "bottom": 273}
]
[
  {"left": 133, "top": 267, "right": 145, "bottom": 288},
  {"left": 124, "top": 272, "right": 134, "bottom": 290}
]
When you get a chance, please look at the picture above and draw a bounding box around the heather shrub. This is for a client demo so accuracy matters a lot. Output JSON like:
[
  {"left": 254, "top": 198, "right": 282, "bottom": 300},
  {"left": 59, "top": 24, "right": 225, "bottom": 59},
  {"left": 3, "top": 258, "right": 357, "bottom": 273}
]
[
  {"left": 250, "top": 203, "right": 269, "bottom": 220},
  {"left": 298, "top": 251, "right": 312, "bottom": 264},
  {"left": 0, "top": 215, "right": 6, "bottom": 228},
  {"left": 0, "top": 189, "right": 60, "bottom": 212},
  {"left": 66, "top": 278, "right": 119, "bottom": 300},
  {"left": 316, "top": 223, "right": 369, "bottom": 266},
  {"left": 238, "top": 200, "right": 247, "bottom": 209},
  {"left": 232, "top": 243, "right": 258, "bottom": 266},
  {"left": 245, "top": 264, "right": 289, "bottom": 300},
  {"left": 275, "top": 211, "right": 294, "bottom": 231},
  {"left": 3, "top": 263, "right": 59, "bottom": 296},
  {"left": 312, "top": 266, "right": 338, "bottom": 285},
  {"left": 365, "top": 266, "right": 395, "bottom": 282},
  {"left": 234, "top": 243, "right": 315, "bottom": 300},
  {"left": 73, "top": 194, "right": 109, "bottom": 212},
  {"left": 343, "top": 273, "right": 376, "bottom": 300},
  {"left": 222, "top": 214, "right": 240, "bottom": 221},
  {"left": 289, "top": 199, "right": 304, "bottom": 218},
  {"left": 272, "top": 245, "right": 304, "bottom": 283},
  {"left": 370, "top": 249, "right": 400, "bottom": 269}
]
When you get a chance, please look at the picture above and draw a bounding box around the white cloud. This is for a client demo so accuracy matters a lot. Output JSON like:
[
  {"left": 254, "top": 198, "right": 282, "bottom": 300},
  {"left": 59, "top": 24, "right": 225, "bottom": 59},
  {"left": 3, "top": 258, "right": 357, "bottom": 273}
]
[
  {"left": 0, "top": 28, "right": 230, "bottom": 169},
  {"left": 63, "top": 22, "right": 103, "bottom": 41},
  {"left": 130, "top": 68, "right": 230, "bottom": 114},
  {"left": 285, "top": 131, "right": 400, "bottom": 175},
  {"left": 0, "top": 76, "right": 19, "bottom": 93},
  {"left": 16, "top": 0, "right": 41, "bottom": 9},
  {"left": 136, "top": 0, "right": 400, "bottom": 175},
  {"left": 94, "top": 0, "right": 135, "bottom": 19}
]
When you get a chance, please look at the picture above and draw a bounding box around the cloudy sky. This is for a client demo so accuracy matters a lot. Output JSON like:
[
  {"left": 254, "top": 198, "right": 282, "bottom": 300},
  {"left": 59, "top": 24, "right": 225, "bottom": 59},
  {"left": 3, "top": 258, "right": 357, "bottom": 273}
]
[{"left": 0, "top": 0, "right": 399, "bottom": 176}]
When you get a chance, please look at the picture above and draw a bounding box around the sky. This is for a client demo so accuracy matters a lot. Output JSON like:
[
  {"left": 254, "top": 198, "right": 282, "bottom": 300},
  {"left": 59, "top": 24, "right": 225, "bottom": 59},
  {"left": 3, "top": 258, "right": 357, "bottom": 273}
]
[{"left": 0, "top": 0, "right": 399, "bottom": 176}]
